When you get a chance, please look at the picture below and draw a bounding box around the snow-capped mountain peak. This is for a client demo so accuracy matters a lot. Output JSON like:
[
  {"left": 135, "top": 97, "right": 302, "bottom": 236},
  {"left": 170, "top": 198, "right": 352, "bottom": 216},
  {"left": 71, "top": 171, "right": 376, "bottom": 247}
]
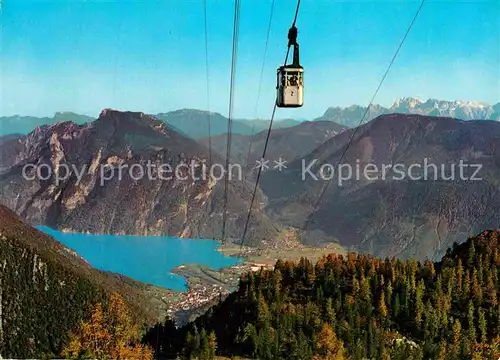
[
  {"left": 317, "top": 97, "right": 500, "bottom": 127},
  {"left": 391, "top": 97, "right": 424, "bottom": 109}
]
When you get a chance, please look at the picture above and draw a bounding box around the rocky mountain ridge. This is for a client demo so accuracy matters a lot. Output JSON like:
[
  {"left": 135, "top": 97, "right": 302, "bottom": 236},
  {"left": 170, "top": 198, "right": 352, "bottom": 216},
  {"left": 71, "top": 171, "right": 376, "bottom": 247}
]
[
  {"left": 201, "top": 120, "right": 348, "bottom": 169},
  {"left": 0, "top": 109, "right": 280, "bottom": 246},
  {"left": 260, "top": 113, "right": 500, "bottom": 260},
  {"left": 316, "top": 97, "right": 500, "bottom": 127}
]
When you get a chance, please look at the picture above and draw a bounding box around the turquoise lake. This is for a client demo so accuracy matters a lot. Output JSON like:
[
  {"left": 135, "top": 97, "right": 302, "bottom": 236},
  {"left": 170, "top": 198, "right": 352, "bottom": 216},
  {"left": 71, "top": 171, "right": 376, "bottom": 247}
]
[{"left": 37, "top": 226, "right": 243, "bottom": 292}]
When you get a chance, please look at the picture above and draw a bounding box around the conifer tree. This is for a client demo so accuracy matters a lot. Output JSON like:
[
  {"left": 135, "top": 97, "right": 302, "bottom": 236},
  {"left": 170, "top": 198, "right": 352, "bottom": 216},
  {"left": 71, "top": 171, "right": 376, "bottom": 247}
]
[
  {"left": 313, "top": 323, "right": 346, "bottom": 360},
  {"left": 62, "top": 293, "right": 153, "bottom": 360},
  {"left": 478, "top": 307, "right": 487, "bottom": 343},
  {"left": 207, "top": 331, "right": 217, "bottom": 360},
  {"left": 468, "top": 301, "right": 477, "bottom": 343}
]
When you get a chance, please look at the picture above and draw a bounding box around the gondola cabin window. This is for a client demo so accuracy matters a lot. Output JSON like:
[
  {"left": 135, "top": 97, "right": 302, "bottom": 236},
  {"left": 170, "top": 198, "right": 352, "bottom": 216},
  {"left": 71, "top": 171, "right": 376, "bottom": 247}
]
[{"left": 276, "top": 65, "right": 304, "bottom": 108}]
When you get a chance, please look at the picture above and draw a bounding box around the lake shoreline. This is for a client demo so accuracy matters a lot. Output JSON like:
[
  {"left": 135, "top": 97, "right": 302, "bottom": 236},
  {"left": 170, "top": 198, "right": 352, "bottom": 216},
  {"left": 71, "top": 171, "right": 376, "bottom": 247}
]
[
  {"left": 37, "top": 225, "right": 242, "bottom": 291},
  {"left": 162, "top": 241, "right": 347, "bottom": 327},
  {"left": 37, "top": 225, "right": 346, "bottom": 327}
]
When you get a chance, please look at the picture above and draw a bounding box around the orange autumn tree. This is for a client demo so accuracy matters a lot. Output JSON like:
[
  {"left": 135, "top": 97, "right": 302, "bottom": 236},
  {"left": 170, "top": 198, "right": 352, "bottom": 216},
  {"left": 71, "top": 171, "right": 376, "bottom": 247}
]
[
  {"left": 471, "top": 336, "right": 500, "bottom": 360},
  {"left": 313, "top": 323, "right": 348, "bottom": 360},
  {"left": 62, "top": 292, "right": 153, "bottom": 360}
]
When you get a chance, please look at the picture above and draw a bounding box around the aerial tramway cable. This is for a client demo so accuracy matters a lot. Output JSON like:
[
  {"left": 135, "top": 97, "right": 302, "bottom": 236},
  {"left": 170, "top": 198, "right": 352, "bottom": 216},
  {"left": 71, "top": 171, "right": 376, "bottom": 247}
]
[
  {"left": 239, "top": 0, "right": 426, "bottom": 251},
  {"left": 239, "top": 0, "right": 301, "bottom": 251},
  {"left": 203, "top": 0, "right": 213, "bottom": 167},
  {"left": 232, "top": 0, "right": 426, "bottom": 355},
  {"left": 202, "top": 0, "right": 218, "bottom": 244},
  {"left": 301, "top": 0, "right": 427, "bottom": 244},
  {"left": 216, "top": 0, "right": 242, "bottom": 304},
  {"left": 220, "top": 0, "right": 242, "bottom": 245},
  {"left": 245, "top": 0, "right": 276, "bottom": 168}
]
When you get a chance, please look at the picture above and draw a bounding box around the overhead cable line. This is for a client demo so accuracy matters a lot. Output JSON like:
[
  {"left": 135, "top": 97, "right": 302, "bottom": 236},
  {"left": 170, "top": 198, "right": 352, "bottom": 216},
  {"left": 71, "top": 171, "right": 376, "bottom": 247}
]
[
  {"left": 301, "top": 0, "right": 427, "bottom": 241},
  {"left": 221, "top": 0, "right": 242, "bottom": 245},
  {"left": 245, "top": 0, "right": 276, "bottom": 168},
  {"left": 203, "top": 0, "right": 213, "bottom": 167},
  {"left": 239, "top": 0, "right": 301, "bottom": 251},
  {"left": 202, "top": 0, "right": 218, "bottom": 244}
]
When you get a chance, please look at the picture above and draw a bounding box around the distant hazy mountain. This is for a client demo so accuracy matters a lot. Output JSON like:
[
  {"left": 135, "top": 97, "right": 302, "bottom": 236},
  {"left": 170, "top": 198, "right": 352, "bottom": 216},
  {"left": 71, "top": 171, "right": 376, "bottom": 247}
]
[
  {"left": 261, "top": 113, "right": 500, "bottom": 261},
  {"left": 0, "top": 109, "right": 279, "bottom": 245},
  {"left": 155, "top": 109, "right": 249, "bottom": 139},
  {"left": 4, "top": 98, "right": 497, "bottom": 140},
  {"left": 0, "top": 112, "right": 93, "bottom": 136},
  {"left": 316, "top": 97, "right": 500, "bottom": 127},
  {"left": 235, "top": 118, "right": 302, "bottom": 134},
  {"left": 202, "top": 120, "right": 348, "bottom": 168},
  {"left": 156, "top": 110, "right": 301, "bottom": 139},
  {"left": 0, "top": 109, "right": 302, "bottom": 143}
]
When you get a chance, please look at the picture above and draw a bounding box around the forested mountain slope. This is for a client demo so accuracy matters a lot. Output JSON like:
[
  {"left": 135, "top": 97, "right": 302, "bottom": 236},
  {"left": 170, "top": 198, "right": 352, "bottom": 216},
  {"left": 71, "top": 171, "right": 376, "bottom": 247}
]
[
  {"left": 145, "top": 230, "right": 500, "bottom": 360},
  {"left": 0, "top": 204, "right": 156, "bottom": 358}
]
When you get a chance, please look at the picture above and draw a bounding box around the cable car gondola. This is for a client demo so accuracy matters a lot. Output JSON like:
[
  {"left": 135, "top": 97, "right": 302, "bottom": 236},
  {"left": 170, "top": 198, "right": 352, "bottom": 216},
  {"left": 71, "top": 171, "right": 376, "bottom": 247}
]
[{"left": 276, "top": 24, "right": 303, "bottom": 108}]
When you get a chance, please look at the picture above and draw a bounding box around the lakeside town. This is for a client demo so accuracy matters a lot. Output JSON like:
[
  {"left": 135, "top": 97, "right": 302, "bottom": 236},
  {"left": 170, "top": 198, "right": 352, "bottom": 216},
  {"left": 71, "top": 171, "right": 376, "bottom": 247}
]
[
  {"left": 145, "top": 231, "right": 345, "bottom": 327},
  {"left": 162, "top": 259, "right": 273, "bottom": 326}
]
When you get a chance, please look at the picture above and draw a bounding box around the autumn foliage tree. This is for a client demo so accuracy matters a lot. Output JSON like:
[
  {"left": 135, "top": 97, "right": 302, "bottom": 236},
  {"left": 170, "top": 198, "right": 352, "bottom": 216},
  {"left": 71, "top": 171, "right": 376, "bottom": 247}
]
[
  {"left": 313, "top": 323, "right": 347, "bottom": 360},
  {"left": 62, "top": 293, "right": 153, "bottom": 359}
]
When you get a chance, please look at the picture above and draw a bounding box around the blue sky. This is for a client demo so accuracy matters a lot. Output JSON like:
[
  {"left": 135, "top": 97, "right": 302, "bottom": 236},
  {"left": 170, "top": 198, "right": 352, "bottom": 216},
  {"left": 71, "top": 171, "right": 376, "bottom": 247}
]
[{"left": 1, "top": 0, "right": 499, "bottom": 119}]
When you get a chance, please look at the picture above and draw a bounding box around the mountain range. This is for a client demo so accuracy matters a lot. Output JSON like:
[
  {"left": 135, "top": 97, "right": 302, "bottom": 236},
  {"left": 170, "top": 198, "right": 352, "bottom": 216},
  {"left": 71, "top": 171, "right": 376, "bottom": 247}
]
[
  {"left": 3, "top": 105, "right": 500, "bottom": 357},
  {"left": 1, "top": 108, "right": 499, "bottom": 262},
  {"left": 0, "top": 112, "right": 93, "bottom": 137},
  {"left": 2, "top": 97, "right": 498, "bottom": 139},
  {"left": 200, "top": 120, "right": 348, "bottom": 170},
  {"left": 316, "top": 97, "right": 500, "bottom": 127},
  {"left": 0, "top": 109, "right": 280, "bottom": 246},
  {"left": 260, "top": 114, "right": 500, "bottom": 260},
  {"left": 0, "top": 109, "right": 298, "bottom": 139}
]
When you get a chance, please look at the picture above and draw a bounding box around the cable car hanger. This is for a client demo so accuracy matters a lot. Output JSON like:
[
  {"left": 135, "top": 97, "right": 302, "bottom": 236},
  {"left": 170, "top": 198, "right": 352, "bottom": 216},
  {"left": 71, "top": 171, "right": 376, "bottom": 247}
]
[
  {"left": 287, "top": 24, "right": 300, "bottom": 67},
  {"left": 276, "top": 23, "right": 304, "bottom": 108}
]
